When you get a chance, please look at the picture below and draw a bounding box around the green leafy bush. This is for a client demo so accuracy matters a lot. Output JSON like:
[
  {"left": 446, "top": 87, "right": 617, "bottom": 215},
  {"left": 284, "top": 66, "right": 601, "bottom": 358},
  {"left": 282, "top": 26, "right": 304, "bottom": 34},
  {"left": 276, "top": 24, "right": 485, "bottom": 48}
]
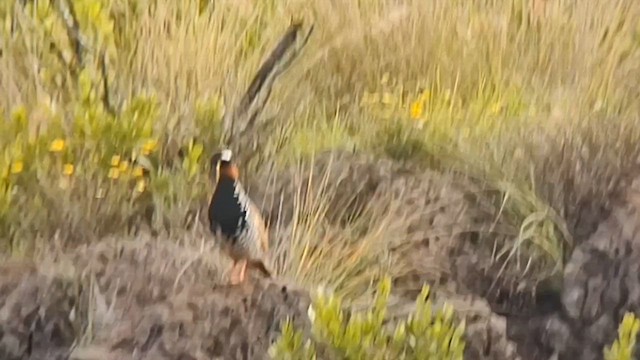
[
  {"left": 0, "top": 1, "right": 224, "bottom": 252},
  {"left": 604, "top": 312, "right": 640, "bottom": 360},
  {"left": 270, "top": 276, "right": 466, "bottom": 360}
]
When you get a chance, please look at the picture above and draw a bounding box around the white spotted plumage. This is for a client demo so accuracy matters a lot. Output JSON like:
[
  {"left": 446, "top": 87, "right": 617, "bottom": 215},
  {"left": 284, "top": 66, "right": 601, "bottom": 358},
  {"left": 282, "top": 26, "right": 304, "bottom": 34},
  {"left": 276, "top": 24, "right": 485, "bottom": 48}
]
[{"left": 229, "top": 179, "right": 269, "bottom": 262}]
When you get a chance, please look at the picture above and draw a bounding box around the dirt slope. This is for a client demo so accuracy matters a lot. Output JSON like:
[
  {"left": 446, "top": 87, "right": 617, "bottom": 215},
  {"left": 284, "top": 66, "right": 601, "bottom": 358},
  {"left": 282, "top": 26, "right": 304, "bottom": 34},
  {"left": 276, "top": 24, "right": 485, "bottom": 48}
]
[
  {"left": 0, "top": 238, "right": 311, "bottom": 360},
  {"left": 0, "top": 237, "right": 519, "bottom": 360},
  {"left": 2, "top": 151, "right": 636, "bottom": 360}
]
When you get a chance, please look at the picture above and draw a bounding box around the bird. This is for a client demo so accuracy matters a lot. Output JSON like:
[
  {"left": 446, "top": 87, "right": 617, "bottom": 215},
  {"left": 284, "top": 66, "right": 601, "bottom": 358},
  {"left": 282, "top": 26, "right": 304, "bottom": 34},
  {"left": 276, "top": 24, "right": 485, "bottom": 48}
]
[{"left": 208, "top": 149, "right": 272, "bottom": 285}]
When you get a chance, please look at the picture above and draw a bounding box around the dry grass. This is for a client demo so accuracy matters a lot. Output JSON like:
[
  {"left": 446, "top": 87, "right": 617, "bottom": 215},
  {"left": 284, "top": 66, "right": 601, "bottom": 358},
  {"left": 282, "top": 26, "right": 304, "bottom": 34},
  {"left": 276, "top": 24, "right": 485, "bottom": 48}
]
[
  {"left": 265, "top": 156, "right": 403, "bottom": 303},
  {"left": 1, "top": 0, "right": 640, "bottom": 306}
]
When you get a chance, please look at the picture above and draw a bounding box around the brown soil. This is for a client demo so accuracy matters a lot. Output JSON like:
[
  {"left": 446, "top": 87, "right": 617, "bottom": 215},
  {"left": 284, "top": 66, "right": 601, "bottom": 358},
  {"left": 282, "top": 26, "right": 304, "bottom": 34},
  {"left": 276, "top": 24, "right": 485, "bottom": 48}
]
[
  {"left": 0, "top": 237, "right": 312, "bottom": 360},
  {"left": 0, "top": 237, "right": 518, "bottom": 360}
]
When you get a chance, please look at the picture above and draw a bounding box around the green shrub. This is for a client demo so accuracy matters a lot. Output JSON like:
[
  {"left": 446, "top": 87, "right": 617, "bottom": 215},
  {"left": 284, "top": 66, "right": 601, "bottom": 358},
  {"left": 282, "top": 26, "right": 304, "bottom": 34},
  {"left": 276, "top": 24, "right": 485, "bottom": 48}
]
[
  {"left": 604, "top": 312, "right": 640, "bottom": 360},
  {"left": 270, "top": 276, "right": 465, "bottom": 360},
  {"left": 0, "top": 1, "right": 224, "bottom": 251}
]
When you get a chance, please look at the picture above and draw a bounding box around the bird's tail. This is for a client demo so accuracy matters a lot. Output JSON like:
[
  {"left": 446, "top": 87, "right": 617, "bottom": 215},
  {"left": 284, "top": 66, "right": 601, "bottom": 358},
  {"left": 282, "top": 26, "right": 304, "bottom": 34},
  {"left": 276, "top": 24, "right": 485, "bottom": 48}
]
[{"left": 249, "top": 259, "right": 272, "bottom": 278}]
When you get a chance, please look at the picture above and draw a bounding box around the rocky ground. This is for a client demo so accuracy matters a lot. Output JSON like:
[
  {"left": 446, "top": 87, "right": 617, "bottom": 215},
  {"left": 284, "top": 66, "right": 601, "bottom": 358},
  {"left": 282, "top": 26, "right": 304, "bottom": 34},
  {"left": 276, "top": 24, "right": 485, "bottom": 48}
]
[
  {"left": 1, "top": 150, "right": 638, "bottom": 360},
  {"left": 0, "top": 238, "right": 520, "bottom": 360},
  {"left": 510, "top": 176, "right": 640, "bottom": 360}
]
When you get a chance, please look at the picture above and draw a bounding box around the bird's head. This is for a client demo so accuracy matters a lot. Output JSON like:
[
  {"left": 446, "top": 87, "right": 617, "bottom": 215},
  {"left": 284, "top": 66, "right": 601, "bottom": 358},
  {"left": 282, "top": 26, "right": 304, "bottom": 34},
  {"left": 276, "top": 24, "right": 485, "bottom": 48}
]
[{"left": 210, "top": 149, "right": 239, "bottom": 184}]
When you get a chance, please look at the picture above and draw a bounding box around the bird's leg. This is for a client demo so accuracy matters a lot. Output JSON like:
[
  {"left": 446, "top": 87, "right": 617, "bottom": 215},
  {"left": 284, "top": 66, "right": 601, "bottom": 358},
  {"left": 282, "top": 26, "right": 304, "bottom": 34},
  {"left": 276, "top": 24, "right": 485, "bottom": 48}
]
[
  {"left": 229, "top": 260, "right": 240, "bottom": 285},
  {"left": 237, "top": 259, "right": 248, "bottom": 283}
]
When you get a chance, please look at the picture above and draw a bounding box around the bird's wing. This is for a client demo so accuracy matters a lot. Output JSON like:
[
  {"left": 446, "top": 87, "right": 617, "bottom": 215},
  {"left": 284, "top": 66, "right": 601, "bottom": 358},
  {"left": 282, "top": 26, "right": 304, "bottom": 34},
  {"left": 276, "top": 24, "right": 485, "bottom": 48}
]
[{"left": 232, "top": 182, "right": 269, "bottom": 256}]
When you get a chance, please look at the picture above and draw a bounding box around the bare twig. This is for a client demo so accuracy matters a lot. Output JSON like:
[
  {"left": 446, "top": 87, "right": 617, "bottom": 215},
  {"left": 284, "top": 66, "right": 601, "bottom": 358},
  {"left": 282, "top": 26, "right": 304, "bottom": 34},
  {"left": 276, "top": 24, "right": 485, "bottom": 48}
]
[
  {"left": 220, "top": 21, "right": 315, "bottom": 161},
  {"left": 239, "top": 114, "right": 296, "bottom": 167},
  {"left": 53, "top": 0, "right": 117, "bottom": 115},
  {"left": 11, "top": 0, "right": 30, "bottom": 39},
  {"left": 54, "top": 0, "right": 90, "bottom": 69},
  {"left": 98, "top": 50, "right": 116, "bottom": 115}
]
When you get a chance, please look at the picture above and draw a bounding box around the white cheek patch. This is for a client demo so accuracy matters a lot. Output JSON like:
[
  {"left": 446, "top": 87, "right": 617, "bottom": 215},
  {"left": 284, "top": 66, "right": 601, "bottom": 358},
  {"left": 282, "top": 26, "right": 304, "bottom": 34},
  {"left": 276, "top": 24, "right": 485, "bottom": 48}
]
[{"left": 221, "top": 149, "right": 233, "bottom": 162}]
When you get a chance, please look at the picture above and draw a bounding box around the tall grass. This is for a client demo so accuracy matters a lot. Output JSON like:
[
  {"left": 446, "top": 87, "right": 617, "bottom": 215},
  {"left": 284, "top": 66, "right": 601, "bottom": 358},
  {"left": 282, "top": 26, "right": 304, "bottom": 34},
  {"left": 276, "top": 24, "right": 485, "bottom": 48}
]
[{"left": 1, "top": 0, "right": 640, "bottom": 300}]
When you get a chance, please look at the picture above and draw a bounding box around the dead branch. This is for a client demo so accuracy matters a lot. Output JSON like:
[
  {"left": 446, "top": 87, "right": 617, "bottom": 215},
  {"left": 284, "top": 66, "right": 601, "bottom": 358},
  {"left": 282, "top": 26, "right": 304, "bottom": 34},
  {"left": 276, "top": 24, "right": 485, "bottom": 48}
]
[
  {"left": 220, "top": 21, "right": 315, "bottom": 160},
  {"left": 54, "top": 0, "right": 89, "bottom": 69},
  {"left": 98, "top": 50, "right": 116, "bottom": 115}
]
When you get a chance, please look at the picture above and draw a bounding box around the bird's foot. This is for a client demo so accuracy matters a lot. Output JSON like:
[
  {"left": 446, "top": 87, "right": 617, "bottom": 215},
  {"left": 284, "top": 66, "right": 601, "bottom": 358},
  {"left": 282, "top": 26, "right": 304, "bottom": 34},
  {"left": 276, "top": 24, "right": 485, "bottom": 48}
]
[
  {"left": 228, "top": 259, "right": 248, "bottom": 286},
  {"left": 237, "top": 259, "right": 248, "bottom": 283},
  {"left": 228, "top": 261, "right": 239, "bottom": 285}
]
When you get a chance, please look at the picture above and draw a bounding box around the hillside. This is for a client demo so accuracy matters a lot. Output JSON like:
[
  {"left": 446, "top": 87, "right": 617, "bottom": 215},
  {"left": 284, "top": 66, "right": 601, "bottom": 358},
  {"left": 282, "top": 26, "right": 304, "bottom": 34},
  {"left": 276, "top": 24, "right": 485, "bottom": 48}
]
[{"left": 2, "top": 0, "right": 640, "bottom": 359}]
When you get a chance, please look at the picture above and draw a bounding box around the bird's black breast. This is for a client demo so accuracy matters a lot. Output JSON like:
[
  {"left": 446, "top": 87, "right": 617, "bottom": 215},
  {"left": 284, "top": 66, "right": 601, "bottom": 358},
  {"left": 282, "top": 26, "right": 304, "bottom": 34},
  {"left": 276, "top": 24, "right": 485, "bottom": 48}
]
[{"left": 208, "top": 178, "right": 248, "bottom": 241}]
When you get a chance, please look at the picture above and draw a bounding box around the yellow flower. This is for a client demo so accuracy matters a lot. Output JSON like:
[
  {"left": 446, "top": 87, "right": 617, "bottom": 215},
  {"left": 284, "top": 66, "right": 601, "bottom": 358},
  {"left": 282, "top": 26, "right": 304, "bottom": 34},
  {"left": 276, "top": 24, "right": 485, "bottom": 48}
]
[
  {"left": 49, "top": 138, "right": 65, "bottom": 153},
  {"left": 142, "top": 139, "right": 158, "bottom": 155},
  {"left": 135, "top": 179, "right": 146, "bottom": 193},
  {"left": 118, "top": 160, "right": 129, "bottom": 173},
  {"left": 110, "top": 155, "right": 121, "bottom": 167},
  {"left": 132, "top": 166, "right": 144, "bottom": 178},
  {"left": 10, "top": 161, "right": 24, "bottom": 174},
  {"left": 108, "top": 167, "right": 120, "bottom": 179},
  {"left": 62, "top": 163, "right": 74, "bottom": 176},
  {"left": 410, "top": 100, "right": 424, "bottom": 120}
]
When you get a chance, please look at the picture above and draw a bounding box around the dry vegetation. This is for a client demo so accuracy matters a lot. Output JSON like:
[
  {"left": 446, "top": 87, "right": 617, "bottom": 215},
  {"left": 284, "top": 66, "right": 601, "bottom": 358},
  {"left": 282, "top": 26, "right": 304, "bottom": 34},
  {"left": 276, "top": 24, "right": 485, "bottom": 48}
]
[{"left": 1, "top": 0, "right": 640, "bottom": 359}]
